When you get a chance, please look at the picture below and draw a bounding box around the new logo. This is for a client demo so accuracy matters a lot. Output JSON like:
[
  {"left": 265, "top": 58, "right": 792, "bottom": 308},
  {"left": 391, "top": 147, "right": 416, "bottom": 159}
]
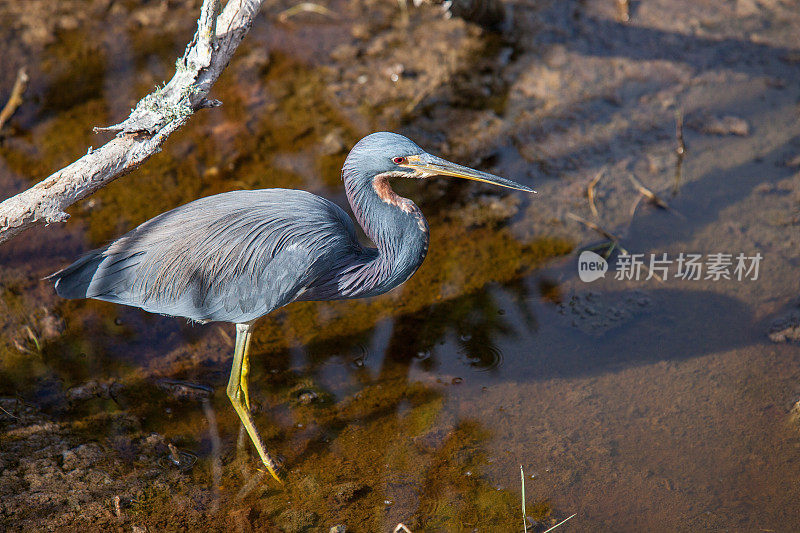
[{"left": 578, "top": 251, "right": 608, "bottom": 282}]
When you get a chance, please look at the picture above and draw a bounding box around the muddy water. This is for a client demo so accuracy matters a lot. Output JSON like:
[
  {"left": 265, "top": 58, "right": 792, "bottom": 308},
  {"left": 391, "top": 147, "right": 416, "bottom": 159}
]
[{"left": 2, "top": 0, "right": 800, "bottom": 531}]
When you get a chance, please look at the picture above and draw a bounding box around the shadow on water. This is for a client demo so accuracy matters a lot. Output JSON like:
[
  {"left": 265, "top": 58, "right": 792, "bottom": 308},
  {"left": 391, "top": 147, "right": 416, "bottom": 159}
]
[{"left": 507, "top": 284, "right": 758, "bottom": 380}]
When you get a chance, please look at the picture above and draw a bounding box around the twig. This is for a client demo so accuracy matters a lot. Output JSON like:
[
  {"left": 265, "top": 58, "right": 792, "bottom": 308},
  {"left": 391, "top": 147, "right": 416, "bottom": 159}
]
[
  {"left": 542, "top": 514, "right": 576, "bottom": 533},
  {"left": 0, "top": 67, "right": 29, "bottom": 132},
  {"left": 673, "top": 108, "right": 685, "bottom": 197},
  {"left": 627, "top": 174, "right": 685, "bottom": 219},
  {"left": 627, "top": 174, "right": 669, "bottom": 210},
  {"left": 616, "top": 0, "right": 630, "bottom": 22},
  {"left": 0, "top": 403, "right": 21, "bottom": 420},
  {"left": 277, "top": 2, "right": 338, "bottom": 23},
  {"left": 394, "top": 525, "right": 413, "bottom": 533},
  {"left": 628, "top": 194, "right": 642, "bottom": 219},
  {"left": 0, "top": 0, "right": 265, "bottom": 246},
  {"left": 586, "top": 169, "right": 604, "bottom": 218},
  {"left": 520, "top": 465, "right": 526, "bottom": 532},
  {"left": 566, "top": 212, "right": 620, "bottom": 243}
]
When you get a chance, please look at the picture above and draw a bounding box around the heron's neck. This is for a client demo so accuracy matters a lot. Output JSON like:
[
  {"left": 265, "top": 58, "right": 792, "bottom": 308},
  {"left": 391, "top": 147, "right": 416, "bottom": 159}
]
[{"left": 342, "top": 171, "right": 430, "bottom": 298}]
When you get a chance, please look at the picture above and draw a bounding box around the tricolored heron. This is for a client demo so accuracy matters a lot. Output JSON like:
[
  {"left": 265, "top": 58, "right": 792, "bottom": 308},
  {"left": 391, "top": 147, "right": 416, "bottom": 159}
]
[{"left": 49, "top": 132, "right": 535, "bottom": 482}]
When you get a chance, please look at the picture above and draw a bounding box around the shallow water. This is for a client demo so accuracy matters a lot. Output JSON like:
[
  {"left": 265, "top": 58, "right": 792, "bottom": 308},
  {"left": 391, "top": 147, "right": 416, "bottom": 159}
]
[{"left": 2, "top": 0, "right": 800, "bottom": 531}]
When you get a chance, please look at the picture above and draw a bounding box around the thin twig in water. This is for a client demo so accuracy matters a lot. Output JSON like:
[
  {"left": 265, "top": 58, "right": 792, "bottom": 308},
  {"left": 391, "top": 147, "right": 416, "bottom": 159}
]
[
  {"left": 0, "top": 403, "right": 20, "bottom": 420},
  {"left": 628, "top": 194, "right": 642, "bottom": 219},
  {"left": 616, "top": 0, "right": 630, "bottom": 22},
  {"left": 542, "top": 513, "right": 576, "bottom": 533},
  {"left": 24, "top": 325, "right": 41, "bottom": 353},
  {"left": 520, "top": 465, "right": 527, "bottom": 532},
  {"left": 567, "top": 212, "right": 620, "bottom": 243},
  {"left": 278, "top": 2, "right": 337, "bottom": 22},
  {"left": 586, "top": 169, "right": 604, "bottom": 218},
  {"left": 627, "top": 174, "right": 669, "bottom": 210},
  {"left": 673, "top": 108, "right": 685, "bottom": 196},
  {"left": 0, "top": 67, "right": 29, "bottom": 132},
  {"left": 627, "top": 174, "right": 685, "bottom": 219}
]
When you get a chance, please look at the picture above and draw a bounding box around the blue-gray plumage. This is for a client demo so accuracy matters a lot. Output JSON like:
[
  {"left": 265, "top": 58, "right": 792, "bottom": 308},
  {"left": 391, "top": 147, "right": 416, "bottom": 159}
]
[{"left": 49, "top": 131, "right": 535, "bottom": 482}]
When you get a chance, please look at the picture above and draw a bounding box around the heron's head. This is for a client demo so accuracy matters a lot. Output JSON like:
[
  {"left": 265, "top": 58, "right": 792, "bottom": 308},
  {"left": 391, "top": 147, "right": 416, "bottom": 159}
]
[{"left": 343, "top": 132, "right": 536, "bottom": 193}]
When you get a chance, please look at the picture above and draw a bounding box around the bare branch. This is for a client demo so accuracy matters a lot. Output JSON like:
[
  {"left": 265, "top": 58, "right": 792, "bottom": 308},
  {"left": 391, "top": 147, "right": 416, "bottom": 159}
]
[{"left": 0, "top": 0, "right": 265, "bottom": 246}]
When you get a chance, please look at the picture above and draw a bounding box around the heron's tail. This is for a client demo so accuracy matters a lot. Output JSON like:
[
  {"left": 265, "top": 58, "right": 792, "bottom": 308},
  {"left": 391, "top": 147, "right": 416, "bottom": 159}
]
[
  {"left": 47, "top": 250, "right": 108, "bottom": 299},
  {"left": 47, "top": 245, "right": 145, "bottom": 300}
]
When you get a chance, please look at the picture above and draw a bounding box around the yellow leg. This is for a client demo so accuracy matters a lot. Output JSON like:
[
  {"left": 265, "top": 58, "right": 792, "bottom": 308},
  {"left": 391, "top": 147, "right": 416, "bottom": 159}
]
[
  {"left": 227, "top": 322, "right": 282, "bottom": 483},
  {"left": 241, "top": 342, "right": 251, "bottom": 412}
]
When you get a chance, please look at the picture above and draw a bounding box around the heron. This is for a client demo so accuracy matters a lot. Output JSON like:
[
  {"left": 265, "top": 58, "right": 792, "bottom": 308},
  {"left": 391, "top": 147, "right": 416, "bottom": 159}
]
[{"left": 49, "top": 132, "right": 535, "bottom": 483}]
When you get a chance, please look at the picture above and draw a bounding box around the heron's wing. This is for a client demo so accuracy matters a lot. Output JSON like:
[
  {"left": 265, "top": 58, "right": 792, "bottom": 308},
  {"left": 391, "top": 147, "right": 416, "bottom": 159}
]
[{"left": 50, "top": 189, "right": 361, "bottom": 323}]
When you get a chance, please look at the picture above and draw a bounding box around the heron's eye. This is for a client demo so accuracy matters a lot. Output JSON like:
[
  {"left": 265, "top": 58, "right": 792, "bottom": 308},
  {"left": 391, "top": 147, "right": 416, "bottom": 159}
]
[{"left": 392, "top": 156, "right": 407, "bottom": 165}]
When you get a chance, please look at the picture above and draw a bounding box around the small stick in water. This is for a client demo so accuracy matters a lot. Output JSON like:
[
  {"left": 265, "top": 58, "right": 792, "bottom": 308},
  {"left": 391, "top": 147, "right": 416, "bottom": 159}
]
[
  {"left": 673, "top": 109, "right": 686, "bottom": 196},
  {"left": 587, "top": 169, "right": 604, "bottom": 218},
  {"left": 0, "top": 67, "right": 29, "bottom": 132},
  {"left": 616, "top": 0, "right": 630, "bottom": 22}
]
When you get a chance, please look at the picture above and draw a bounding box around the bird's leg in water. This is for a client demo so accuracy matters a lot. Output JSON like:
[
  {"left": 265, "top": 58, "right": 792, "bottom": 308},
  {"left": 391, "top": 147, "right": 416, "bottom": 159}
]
[
  {"left": 227, "top": 322, "right": 282, "bottom": 483},
  {"left": 236, "top": 349, "right": 250, "bottom": 466},
  {"left": 240, "top": 340, "right": 252, "bottom": 411},
  {"left": 236, "top": 330, "right": 252, "bottom": 472}
]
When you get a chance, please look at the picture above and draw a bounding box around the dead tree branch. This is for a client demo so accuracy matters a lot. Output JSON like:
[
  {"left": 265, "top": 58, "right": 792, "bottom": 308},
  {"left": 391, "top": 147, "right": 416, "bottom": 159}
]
[{"left": 0, "top": 0, "right": 264, "bottom": 246}]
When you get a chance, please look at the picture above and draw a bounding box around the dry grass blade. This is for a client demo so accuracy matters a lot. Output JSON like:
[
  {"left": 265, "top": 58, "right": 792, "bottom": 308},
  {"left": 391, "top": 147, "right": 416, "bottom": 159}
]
[
  {"left": 542, "top": 513, "right": 576, "bottom": 533},
  {"left": 278, "top": 2, "right": 337, "bottom": 22},
  {"left": 628, "top": 175, "right": 685, "bottom": 220},
  {"left": 586, "top": 169, "right": 604, "bottom": 218},
  {"left": 628, "top": 194, "right": 642, "bottom": 218},
  {"left": 675, "top": 109, "right": 685, "bottom": 157},
  {"left": 616, "top": 0, "right": 630, "bottom": 22},
  {"left": 627, "top": 174, "right": 669, "bottom": 209},
  {"left": 673, "top": 108, "right": 686, "bottom": 196},
  {"left": 0, "top": 67, "right": 29, "bottom": 132},
  {"left": 567, "top": 212, "right": 620, "bottom": 243},
  {"left": 0, "top": 403, "right": 21, "bottom": 420},
  {"left": 520, "top": 465, "right": 526, "bottom": 532}
]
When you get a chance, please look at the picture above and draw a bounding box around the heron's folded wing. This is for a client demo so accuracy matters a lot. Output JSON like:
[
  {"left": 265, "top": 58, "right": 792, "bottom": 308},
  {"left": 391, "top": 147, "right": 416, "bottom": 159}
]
[{"left": 51, "top": 189, "right": 360, "bottom": 323}]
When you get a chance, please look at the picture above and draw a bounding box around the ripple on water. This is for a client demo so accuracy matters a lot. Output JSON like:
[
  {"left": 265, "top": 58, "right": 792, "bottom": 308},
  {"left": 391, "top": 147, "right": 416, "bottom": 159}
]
[
  {"left": 348, "top": 343, "right": 370, "bottom": 369},
  {"left": 459, "top": 343, "right": 504, "bottom": 371}
]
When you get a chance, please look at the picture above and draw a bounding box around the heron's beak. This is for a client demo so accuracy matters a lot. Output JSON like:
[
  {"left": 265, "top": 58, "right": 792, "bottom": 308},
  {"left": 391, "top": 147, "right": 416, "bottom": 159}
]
[{"left": 403, "top": 154, "right": 536, "bottom": 193}]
